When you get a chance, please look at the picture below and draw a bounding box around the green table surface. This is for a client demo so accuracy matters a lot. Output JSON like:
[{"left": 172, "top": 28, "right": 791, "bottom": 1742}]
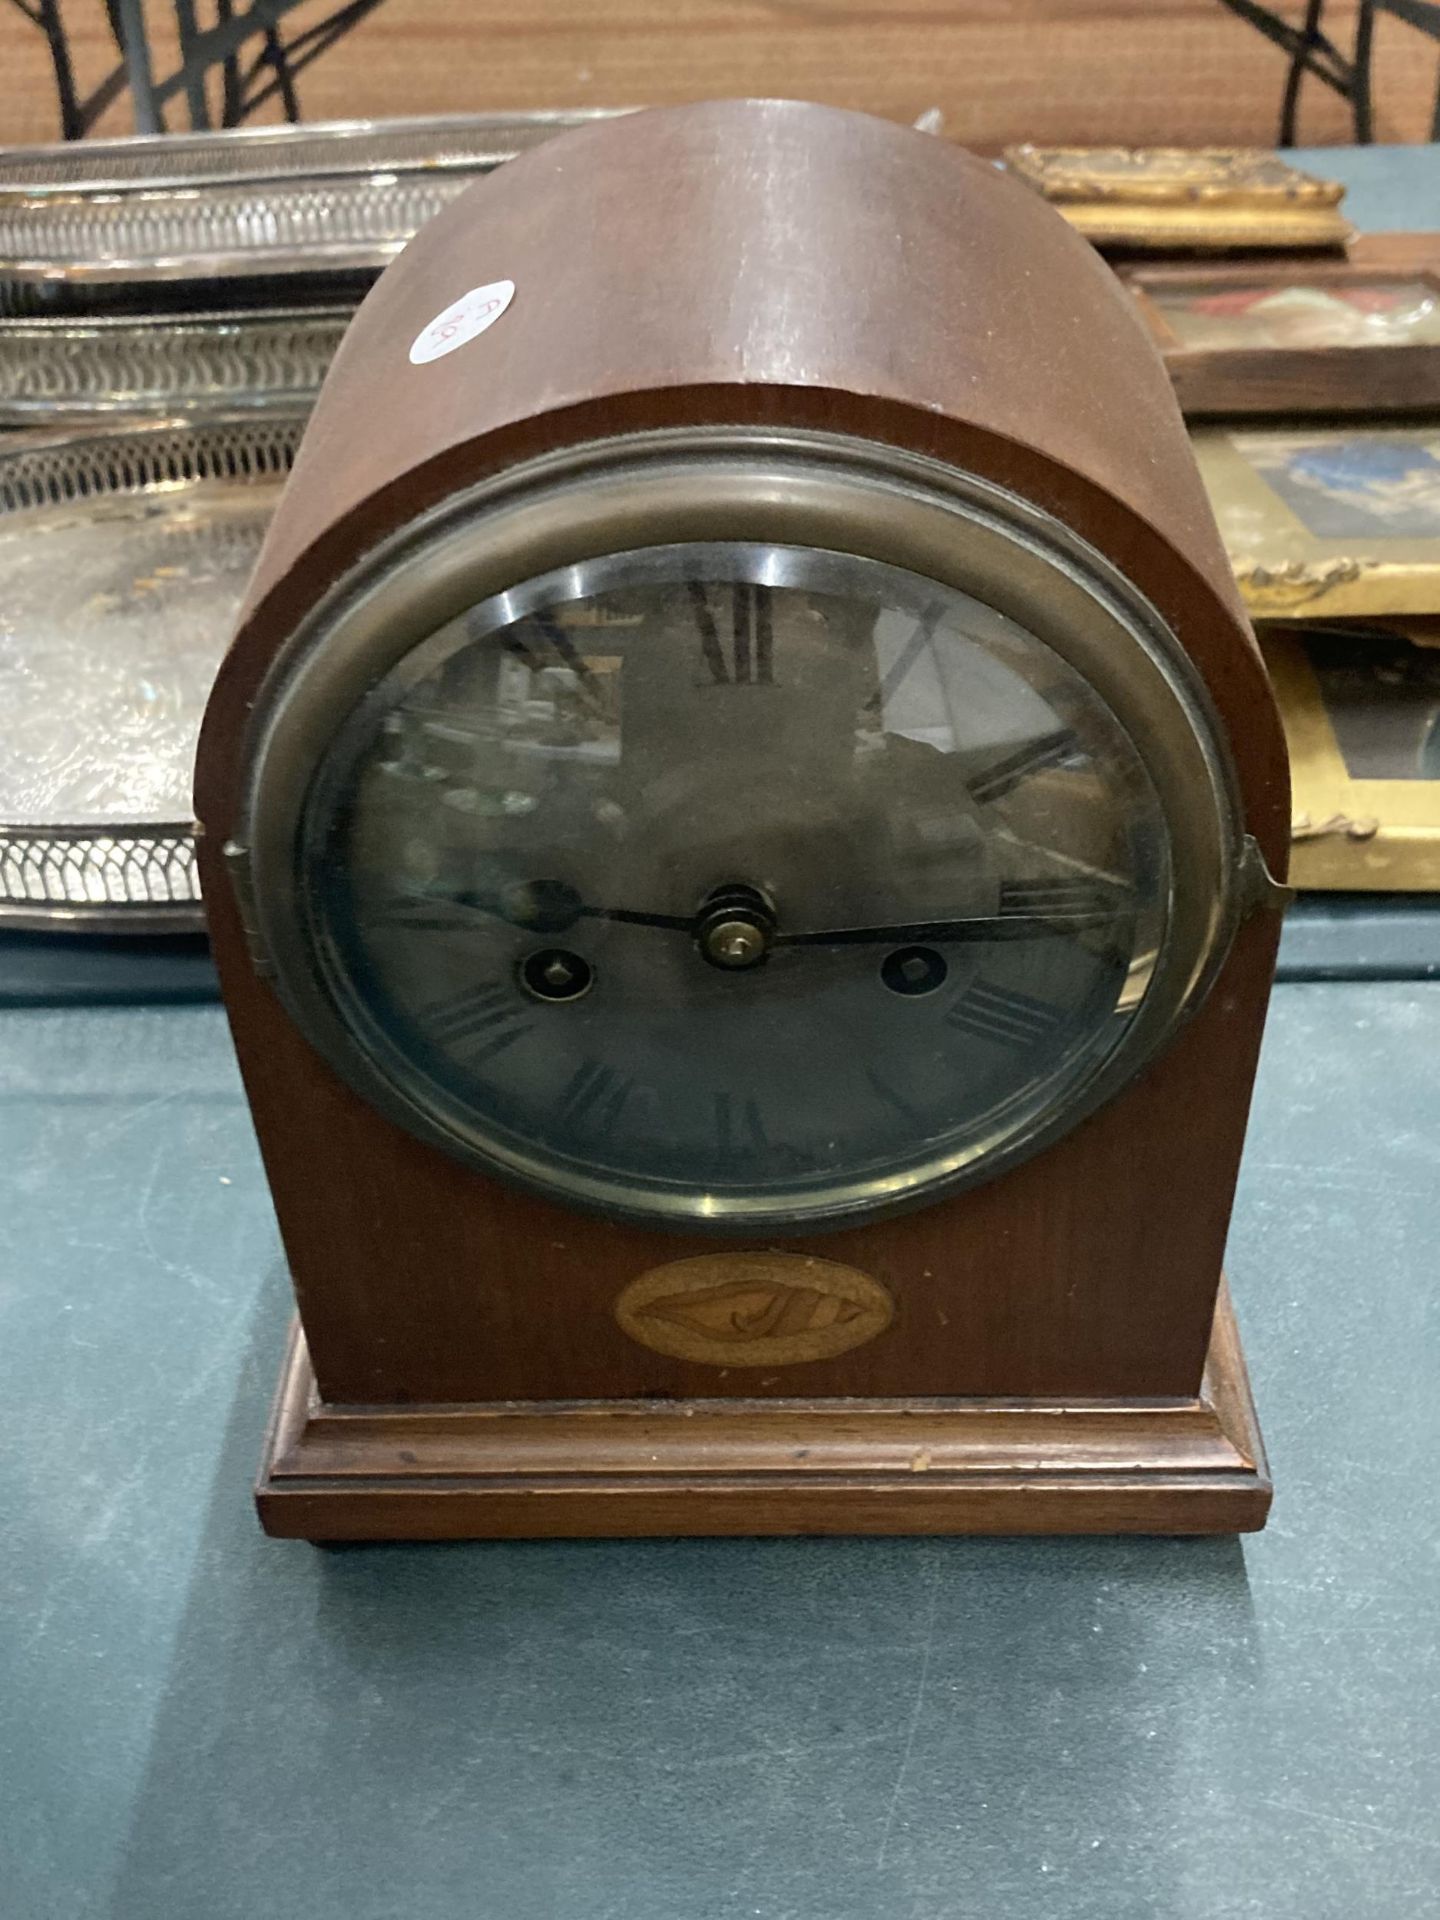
[{"left": 2, "top": 985, "right": 1437, "bottom": 1920}]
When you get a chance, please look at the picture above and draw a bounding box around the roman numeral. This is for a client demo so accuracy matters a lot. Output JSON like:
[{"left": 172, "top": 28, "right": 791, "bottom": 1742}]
[
  {"left": 945, "top": 980, "right": 1065, "bottom": 1049},
  {"left": 689, "top": 581, "right": 774, "bottom": 685},
  {"left": 998, "top": 878, "right": 1120, "bottom": 929},
  {"left": 557, "top": 1059, "right": 633, "bottom": 1128},
  {"left": 373, "top": 897, "right": 454, "bottom": 931},
  {"left": 373, "top": 886, "right": 492, "bottom": 933},
  {"left": 499, "top": 611, "right": 600, "bottom": 694},
  {"left": 865, "top": 1067, "right": 923, "bottom": 1124},
  {"left": 968, "top": 729, "right": 1078, "bottom": 804},
  {"left": 866, "top": 603, "right": 944, "bottom": 713},
  {"left": 421, "top": 983, "right": 533, "bottom": 1059},
  {"left": 714, "top": 1091, "right": 768, "bottom": 1161}
]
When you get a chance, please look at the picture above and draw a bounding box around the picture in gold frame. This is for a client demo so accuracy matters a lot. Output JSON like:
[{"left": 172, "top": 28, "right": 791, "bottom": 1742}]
[
  {"left": 1194, "top": 424, "right": 1440, "bottom": 619},
  {"left": 1261, "top": 624, "right": 1440, "bottom": 890},
  {"left": 1124, "top": 261, "right": 1440, "bottom": 415},
  {"left": 1002, "top": 145, "right": 1350, "bottom": 252}
]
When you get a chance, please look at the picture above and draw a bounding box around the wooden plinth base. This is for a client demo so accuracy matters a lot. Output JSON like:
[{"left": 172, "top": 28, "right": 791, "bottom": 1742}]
[{"left": 257, "top": 1281, "right": 1270, "bottom": 1540}]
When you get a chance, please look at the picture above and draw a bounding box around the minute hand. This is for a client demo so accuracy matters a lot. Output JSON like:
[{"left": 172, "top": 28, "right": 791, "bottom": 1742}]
[{"left": 773, "top": 905, "right": 1124, "bottom": 946}]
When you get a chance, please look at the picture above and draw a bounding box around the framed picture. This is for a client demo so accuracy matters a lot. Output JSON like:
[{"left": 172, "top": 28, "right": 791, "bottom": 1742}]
[
  {"left": 1125, "top": 260, "right": 1440, "bottom": 415},
  {"left": 1193, "top": 424, "right": 1440, "bottom": 619},
  {"left": 1261, "top": 624, "right": 1440, "bottom": 890},
  {"left": 1002, "top": 145, "right": 1350, "bottom": 253}
]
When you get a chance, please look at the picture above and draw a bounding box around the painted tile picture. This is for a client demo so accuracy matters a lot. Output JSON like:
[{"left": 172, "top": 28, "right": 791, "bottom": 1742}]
[
  {"left": 1127, "top": 248, "right": 1440, "bottom": 415},
  {"left": 1303, "top": 627, "right": 1440, "bottom": 781},
  {"left": 1233, "top": 430, "right": 1440, "bottom": 539},
  {"left": 1192, "top": 425, "right": 1440, "bottom": 618},
  {"left": 1152, "top": 277, "right": 1440, "bottom": 351},
  {"left": 1261, "top": 624, "right": 1440, "bottom": 888}
]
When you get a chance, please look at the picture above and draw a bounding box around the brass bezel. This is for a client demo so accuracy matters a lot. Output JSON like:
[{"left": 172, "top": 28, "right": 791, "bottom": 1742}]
[{"left": 234, "top": 427, "right": 1245, "bottom": 1232}]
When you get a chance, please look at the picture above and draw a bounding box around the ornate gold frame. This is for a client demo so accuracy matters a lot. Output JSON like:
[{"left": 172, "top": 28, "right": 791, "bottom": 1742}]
[
  {"left": 1003, "top": 146, "right": 1351, "bottom": 252},
  {"left": 1194, "top": 424, "right": 1440, "bottom": 619},
  {"left": 1262, "top": 628, "right": 1440, "bottom": 890}
]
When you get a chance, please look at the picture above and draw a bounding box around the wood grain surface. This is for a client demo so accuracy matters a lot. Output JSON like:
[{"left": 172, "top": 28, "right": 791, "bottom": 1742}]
[
  {"left": 1, "top": 1, "right": 1434, "bottom": 149},
  {"left": 256, "top": 1281, "right": 1273, "bottom": 1537},
  {"left": 197, "top": 104, "right": 1288, "bottom": 1441}
]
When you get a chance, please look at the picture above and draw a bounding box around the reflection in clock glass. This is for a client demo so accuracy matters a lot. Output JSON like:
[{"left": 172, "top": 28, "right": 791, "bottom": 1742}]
[{"left": 300, "top": 543, "right": 1173, "bottom": 1223}]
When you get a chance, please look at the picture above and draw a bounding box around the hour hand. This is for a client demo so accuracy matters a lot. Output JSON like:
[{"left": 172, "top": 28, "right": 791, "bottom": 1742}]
[{"left": 387, "top": 879, "right": 693, "bottom": 936}]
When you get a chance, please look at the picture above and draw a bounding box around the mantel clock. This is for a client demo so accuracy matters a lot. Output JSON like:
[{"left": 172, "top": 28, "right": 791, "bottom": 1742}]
[{"left": 196, "top": 101, "right": 1291, "bottom": 1539}]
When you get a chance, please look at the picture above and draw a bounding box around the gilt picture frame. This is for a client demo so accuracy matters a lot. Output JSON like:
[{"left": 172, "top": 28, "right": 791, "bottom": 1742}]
[
  {"left": 1261, "top": 625, "right": 1440, "bottom": 890},
  {"left": 1124, "top": 260, "right": 1440, "bottom": 415},
  {"left": 1003, "top": 145, "right": 1350, "bottom": 252},
  {"left": 1194, "top": 423, "right": 1440, "bottom": 619}
]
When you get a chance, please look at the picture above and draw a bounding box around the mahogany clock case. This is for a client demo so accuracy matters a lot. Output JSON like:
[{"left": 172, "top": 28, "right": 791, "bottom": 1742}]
[{"left": 194, "top": 101, "right": 1291, "bottom": 1539}]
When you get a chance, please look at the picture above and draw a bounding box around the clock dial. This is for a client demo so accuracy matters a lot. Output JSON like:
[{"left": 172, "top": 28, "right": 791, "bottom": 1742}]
[{"left": 294, "top": 542, "right": 1175, "bottom": 1226}]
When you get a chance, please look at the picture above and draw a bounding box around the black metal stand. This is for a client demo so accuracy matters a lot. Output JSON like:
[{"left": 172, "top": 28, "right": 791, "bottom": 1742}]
[
  {"left": 1219, "top": 0, "right": 1440, "bottom": 146},
  {"left": 7, "top": 0, "right": 389, "bottom": 140}
]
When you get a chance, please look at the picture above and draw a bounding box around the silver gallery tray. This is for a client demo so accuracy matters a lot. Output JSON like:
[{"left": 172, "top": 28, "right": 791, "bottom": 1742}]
[
  {"left": 0, "top": 415, "right": 300, "bottom": 930},
  {"left": 0, "top": 110, "right": 626, "bottom": 311},
  {"left": 0, "top": 306, "right": 349, "bottom": 424}
]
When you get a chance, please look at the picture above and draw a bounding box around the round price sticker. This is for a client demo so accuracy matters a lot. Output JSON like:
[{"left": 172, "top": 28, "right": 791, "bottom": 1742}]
[{"left": 408, "top": 280, "right": 515, "bottom": 366}]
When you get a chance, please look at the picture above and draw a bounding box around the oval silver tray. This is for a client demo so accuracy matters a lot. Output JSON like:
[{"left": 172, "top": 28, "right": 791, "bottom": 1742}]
[
  {"left": 0, "top": 110, "right": 627, "bottom": 311},
  {"left": 0, "top": 110, "right": 624, "bottom": 194},
  {"left": 0, "top": 416, "right": 300, "bottom": 931},
  {"left": 0, "top": 306, "right": 348, "bottom": 424}
]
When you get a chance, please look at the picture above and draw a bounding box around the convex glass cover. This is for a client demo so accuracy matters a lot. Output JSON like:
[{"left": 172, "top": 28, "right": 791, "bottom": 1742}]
[{"left": 238, "top": 439, "right": 1241, "bottom": 1228}]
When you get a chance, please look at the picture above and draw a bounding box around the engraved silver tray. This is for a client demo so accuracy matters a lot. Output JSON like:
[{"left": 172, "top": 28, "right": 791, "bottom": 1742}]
[
  {"left": 0, "top": 415, "right": 300, "bottom": 930},
  {"left": 0, "top": 305, "right": 348, "bottom": 424},
  {"left": 0, "top": 111, "right": 626, "bottom": 312}
]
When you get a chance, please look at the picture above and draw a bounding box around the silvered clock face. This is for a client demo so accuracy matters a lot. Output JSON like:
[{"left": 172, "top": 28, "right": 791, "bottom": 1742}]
[{"left": 292, "top": 541, "right": 1174, "bottom": 1227}]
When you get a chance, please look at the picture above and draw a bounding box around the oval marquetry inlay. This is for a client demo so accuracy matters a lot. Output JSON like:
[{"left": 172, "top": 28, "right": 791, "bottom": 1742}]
[{"left": 615, "top": 1252, "right": 894, "bottom": 1368}]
